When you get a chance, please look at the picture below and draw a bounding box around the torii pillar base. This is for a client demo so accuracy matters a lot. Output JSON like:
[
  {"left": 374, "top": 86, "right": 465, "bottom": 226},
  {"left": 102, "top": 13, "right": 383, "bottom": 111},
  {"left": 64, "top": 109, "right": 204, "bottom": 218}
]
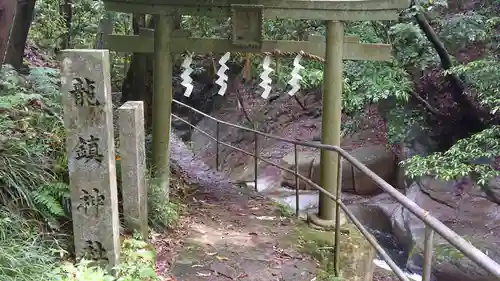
[{"left": 307, "top": 211, "right": 347, "bottom": 230}]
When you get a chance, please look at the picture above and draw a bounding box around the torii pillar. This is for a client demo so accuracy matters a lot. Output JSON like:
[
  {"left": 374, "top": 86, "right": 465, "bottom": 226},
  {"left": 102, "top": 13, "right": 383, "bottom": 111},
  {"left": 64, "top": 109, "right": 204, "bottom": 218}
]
[
  {"left": 316, "top": 21, "right": 344, "bottom": 225},
  {"left": 152, "top": 15, "right": 175, "bottom": 200}
]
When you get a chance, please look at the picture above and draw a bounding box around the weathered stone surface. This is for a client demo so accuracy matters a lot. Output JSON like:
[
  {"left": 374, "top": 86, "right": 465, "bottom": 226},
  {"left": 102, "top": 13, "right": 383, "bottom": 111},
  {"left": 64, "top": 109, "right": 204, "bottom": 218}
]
[
  {"left": 118, "top": 101, "right": 148, "bottom": 238},
  {"left": 403, "top": 178, "right": 500, "bottom": 281},
  {"left": 281, "top": 150, "right": 321, "bottom": 190},
  {"left": 357, "top": 177, "right": 500, "bottom": 281},
  {"left": 0, "top": 0, "right": 17, "bottom": 65},
  {"left": 342, "top": 145, "right": 397, "bottom": 195},
  {"left": 60, "top": 49, "right": 120, "bottom": 267},
  {"left": 298, "top": 222, "right": 377, "bottom": 281},
  {"left": 280, "top": 144, "right": 397, "bottom": 195}
]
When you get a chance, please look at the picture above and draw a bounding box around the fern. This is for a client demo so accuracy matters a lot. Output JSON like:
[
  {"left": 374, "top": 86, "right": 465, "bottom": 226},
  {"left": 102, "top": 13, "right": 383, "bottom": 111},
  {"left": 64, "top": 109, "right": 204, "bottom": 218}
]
[
  {"left": 30, "top": 182, "right": 71, "bottom": 223},
  {"left": 0, "top": 66, "right": 67, "bottom": 226}
]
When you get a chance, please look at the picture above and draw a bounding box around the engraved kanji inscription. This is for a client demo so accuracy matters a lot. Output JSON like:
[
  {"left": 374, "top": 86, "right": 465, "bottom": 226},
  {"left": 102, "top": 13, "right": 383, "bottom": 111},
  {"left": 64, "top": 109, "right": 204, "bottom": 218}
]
[
  {"left": 70, "top": 77, "right": 101, "bottom": 107},
  {"left": 74, "top": 135, "right": 104, "bottom": 163},
  {"left": 82, "top": 240, "right": 108, "bottom": 262},
  {"left": 76, "top": 188, "right": 105, "bottom": 217}
]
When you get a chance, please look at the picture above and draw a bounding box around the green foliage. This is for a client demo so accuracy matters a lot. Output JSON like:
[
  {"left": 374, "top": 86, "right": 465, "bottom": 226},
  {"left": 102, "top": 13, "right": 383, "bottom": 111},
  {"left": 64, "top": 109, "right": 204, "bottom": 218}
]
[
  {"left": 50, "top": 261, "right": 116, "bottom": 281},
  {"left": 403, "top": 126, "right": 500, "bottom": 185},
  {"left": 181, "top": 15, "right": 229, "bottom": 38},
  {"left": 393, "top": 1, "right": 500, "bottom": 184},
  {"left": 29, "top": 0, "right": 132, "bottom": 88},
  {"left": 49, "top": 237, "right": 159, "bottom": 281},
  {"left": 486, "top": 16, "right": 500, "bottom": 51},
  {"left": 343, "top": 61, "right": 412, "bottom": 113},
  {"left": 0, "top": 66, "right": 68, "bottom": 225},
  {"left": 30, "top": 0, "right": 106, "bottom": 49},
  {"left": 389, "top": 22, "right": 439, "bottom": 69},
  {"left": 446, "top": 59, "right": 500, "bottom": 114},
  {"left": 31, "top": 182, "right": 71, "bottom": 225},
  {"left": 148, "top": 177, "right": 183, "bottom": 231},
  {"left": 433, "top": 244, "right": 465, "bottom": 262},
  {"left": 438, "top": 12, "right": 490, "bottom": 50},
  {"left": 275, "top": 202, "right": 294, "bottom": 217},
  {"left": 386, "top": 107, "right": 427, "bottom": 145},
  {"left": 29, "top": 0, "right": 66, "bottom": 50},
  {"left": 0, "top": 208, "right": 61, "bottom": 281}
]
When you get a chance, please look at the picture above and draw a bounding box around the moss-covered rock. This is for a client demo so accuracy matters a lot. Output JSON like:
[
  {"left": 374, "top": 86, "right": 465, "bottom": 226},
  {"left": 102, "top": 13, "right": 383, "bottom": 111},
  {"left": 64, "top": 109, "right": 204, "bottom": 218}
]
[{"left": 291, "top": 220, "right": 376, "bottom": 281}]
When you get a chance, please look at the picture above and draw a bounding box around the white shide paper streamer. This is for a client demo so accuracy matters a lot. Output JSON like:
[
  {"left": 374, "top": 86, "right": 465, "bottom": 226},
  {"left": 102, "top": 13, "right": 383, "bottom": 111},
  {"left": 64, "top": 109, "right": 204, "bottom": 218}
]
[
  {"left": 215, "top": 52, "right": 231, "bottom": 96},
  {"left": 180, "top": 54, "right": 194, "bottom": 97},
  {"left": 287, "top": 54, "right": 304, "bottom": 96},
  {"left": 259, "top": 55, "right": 274, "bottom": 99}
]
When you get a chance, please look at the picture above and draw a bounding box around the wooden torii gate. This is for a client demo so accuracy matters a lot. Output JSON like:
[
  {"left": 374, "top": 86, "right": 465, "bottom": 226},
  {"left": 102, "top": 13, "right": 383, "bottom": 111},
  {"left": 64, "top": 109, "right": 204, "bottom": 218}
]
[{"left": 102, "top": 0, "right": 408, "bottom": 227}]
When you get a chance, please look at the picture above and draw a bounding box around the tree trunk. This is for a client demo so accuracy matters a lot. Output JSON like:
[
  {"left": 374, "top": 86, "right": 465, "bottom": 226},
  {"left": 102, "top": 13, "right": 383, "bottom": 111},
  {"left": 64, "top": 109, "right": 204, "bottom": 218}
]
[
  {"left": 132, "top": 14, "right": 146, "bottom": 35},
  {"left": 94, "top": 12, "right": 114, "bottom": 49},
  {"left": 0, "top": 0, "right": 17, "bottom": 66},
  {"left": 414, "top": 9, "right": 486, "bottom": 134},
  {"left": 121, "top": 15, "right": 154, "bottom": 128},
  {"left": 59, "top": 0, "right": 72, "bottom": 49},
  {"left": 120, "top": 15, "right": 185, "bottom": 129},
  {"left": 4, "top": 0, "right": 36, "bottom": 70}
]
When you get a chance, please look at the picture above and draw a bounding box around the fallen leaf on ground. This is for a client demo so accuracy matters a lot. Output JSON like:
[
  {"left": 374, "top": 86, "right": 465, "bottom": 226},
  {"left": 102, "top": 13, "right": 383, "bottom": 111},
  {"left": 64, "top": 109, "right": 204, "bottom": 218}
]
[
  {"left": 216, "top": 255, "right": 229, "bottom": 261},
  {"left": 237, "top": 273, "right": 248, "bottom": 279}
]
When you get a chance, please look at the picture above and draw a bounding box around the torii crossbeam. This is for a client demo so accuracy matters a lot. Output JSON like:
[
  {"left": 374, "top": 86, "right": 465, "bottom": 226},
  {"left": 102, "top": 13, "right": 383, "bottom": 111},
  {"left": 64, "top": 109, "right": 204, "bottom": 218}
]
[{"left": 102, "top": 0, "right": 408, "bottom": 232}]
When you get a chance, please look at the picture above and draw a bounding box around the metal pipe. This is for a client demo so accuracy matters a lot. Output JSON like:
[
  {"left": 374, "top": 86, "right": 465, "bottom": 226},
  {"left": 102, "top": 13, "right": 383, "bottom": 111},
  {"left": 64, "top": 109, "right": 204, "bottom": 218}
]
[
  {"left": 334, "top": 156, "right": 342, "bottom": 276},
  {"left": 254, "top": 132, "right": 258, "bottom": 192},
  {"left": 294, "top": 144, "right": 299, "bottom": 217},
  {"left": 422, "top": 226, "right": 434, "bottom": 281},
  {"left": 351, "top": 164, "right": 355, "bottom": 191},
  {"left": 215, "top": 121, "right": 220, "bottom": 171}
]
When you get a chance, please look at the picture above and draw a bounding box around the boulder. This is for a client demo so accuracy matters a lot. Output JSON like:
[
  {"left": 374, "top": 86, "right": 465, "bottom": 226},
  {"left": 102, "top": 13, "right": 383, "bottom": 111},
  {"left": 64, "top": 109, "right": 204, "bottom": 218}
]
[
  {"left": 281, "top": 150, "right": 321, "bottom": 190},
  {"left": 402, "top": 178, "right": 500, "bottom": 281},
  {"left": 342, "top": 145, "right": 397, "bottom": 195},
  {"left": 280, "top": 144, "right": 397, "bottom": 196},
  {"left": 297, "top": 221, "right": 377, "bottom": 281},
  {"left": 360, "top": 177, "right": 500, "bottom": 281}
]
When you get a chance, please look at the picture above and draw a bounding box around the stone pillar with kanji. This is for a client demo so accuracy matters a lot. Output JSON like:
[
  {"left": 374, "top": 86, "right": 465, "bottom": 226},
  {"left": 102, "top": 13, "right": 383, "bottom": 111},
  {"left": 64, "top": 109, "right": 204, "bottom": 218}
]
[
  {"left": 60, "top": 49, "right": 120, "bottom": 268},
  {"left": 118, "top": 101, "right": 148, "bottom": 238}
]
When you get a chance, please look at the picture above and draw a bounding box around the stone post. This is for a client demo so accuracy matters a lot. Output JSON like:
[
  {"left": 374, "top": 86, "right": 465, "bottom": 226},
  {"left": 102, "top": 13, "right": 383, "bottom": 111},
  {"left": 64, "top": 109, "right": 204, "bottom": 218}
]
[
  {"left": 118, "top": 101, "right": 148, "bottom": 238},
  {"left": 59, "top": 49, "right": 120, "bottom": 268}
]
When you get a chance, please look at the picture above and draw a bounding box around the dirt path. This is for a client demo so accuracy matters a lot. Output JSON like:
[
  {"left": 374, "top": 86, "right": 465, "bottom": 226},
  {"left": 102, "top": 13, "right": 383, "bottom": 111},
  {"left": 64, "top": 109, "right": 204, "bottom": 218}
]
[{"left": 154, "top": 135, "right": 317, "bottom": 281}]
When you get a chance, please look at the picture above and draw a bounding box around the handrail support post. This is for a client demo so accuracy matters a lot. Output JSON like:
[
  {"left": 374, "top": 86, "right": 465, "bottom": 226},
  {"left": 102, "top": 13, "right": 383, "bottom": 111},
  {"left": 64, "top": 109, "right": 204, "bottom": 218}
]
[
  {"left": 423, "top": 225, "right": 435, "bottom": 281},
  {"left": 215, "top": 121, "right": 220, "bottom": 171},
  {"left": 254, "top": 132, "right": 259, "bottom": 191},
  {"left": 294, "top": 144, "right": 300, "bottom": 217}
]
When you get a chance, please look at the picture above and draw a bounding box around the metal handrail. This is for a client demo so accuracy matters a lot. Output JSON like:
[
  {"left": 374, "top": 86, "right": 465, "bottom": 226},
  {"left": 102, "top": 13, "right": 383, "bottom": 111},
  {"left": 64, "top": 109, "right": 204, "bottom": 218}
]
[{"left": 171, "top": 98, "right": 500, "bottom": 280}]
